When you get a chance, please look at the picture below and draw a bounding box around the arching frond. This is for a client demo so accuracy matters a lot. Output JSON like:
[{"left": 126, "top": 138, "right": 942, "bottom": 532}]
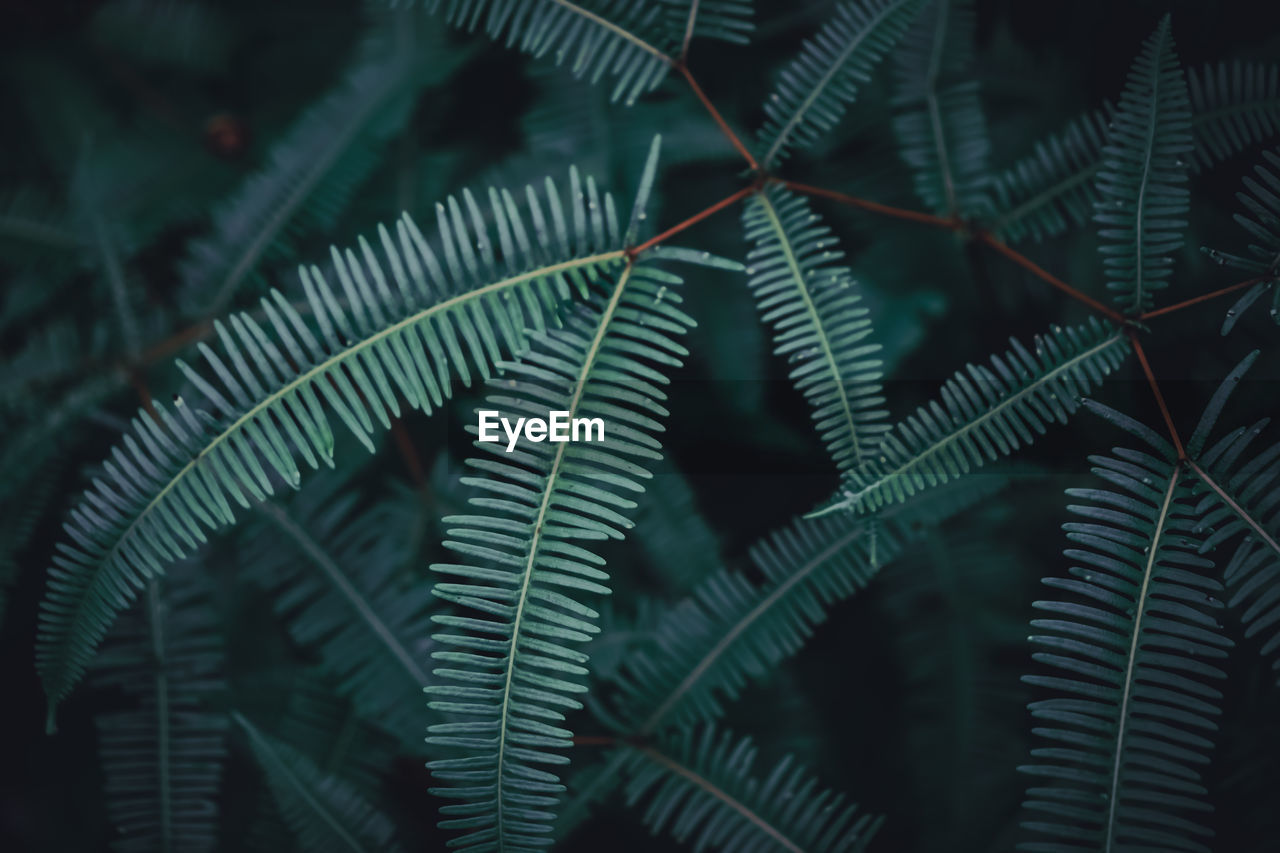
[
  {"left": 622, "top": 725, "right": 882, "bottom": 852},
  {"left": 664, "top": 0, "right": 753, "bottom": 52},
  {"left": 988, "top": 109, "right": 1111, "bottom": 243},
  {"left": 232, "top": 711, "right": 405, "bottom": 853},
  {"left": 1094, "top": 17, "right": 1193, "bottom": 315},
  {"left": 37, "top": 165, "right": 631, "bottom": 726},
  {"left": 755, "top": 0, "right": 925, "bottom": 167},
  {"left": 890, "top": 0, "right": 992, "bottom": 218},
  {"left": 631, "top": 466, "right": 723, "bottom": 595},
  {"left": 239, "top": 473, "right": 435, "bottom": 747},
  {"left": 1187, "top": 62, "right": 1280, "bottom": 171},
  {"left": 93, "top": 562, "right": 228, "bottom": 852},
  {"left": 741, "top": 185, "right": 888, "bottom": 472},
  {"left": 395, "top": 0, "right": 676, "bottom": 105},
  {"left": 179, "top": 24, "right": 463, "bottom": 317},
  {"left": 1202, "top": 147, "right": 1280, "bottom": 334},
  {"left": 1019, "top": 407, "right": 1231, "bottom": 852},
  {"left": 817, "top": 319, "right": 1129, "bottom": 517},
  {"left": 425, "top": 250, "right": 701, "bottom": 849}
]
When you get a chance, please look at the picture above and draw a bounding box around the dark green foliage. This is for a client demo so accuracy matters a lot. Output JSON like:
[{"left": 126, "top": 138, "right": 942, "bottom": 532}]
[{"left": 1204, "top": 147, "right": 1280, "bottom": 333}]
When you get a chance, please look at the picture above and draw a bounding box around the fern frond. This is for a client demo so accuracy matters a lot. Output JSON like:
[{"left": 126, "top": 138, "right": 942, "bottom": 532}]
[
  {"left": 890, "top": 0, "right": 992, "bottom": 218},
  {"left": 37, "top": 165, "right": 630, "bottom": 725},
  {"left": 755, "top": 0, "right": 924, "bottom": 167},
  {"left": 1094, "top": 17, "right": 1193, "bottom": 315},
  {"left": 817, "top": 319, "right": 1129, "bottom": 517},
  {"left": 631, "top": 467, "right": 722, "bottom": 594},
  {"left": 179, "top": 24, "right": 462, "bottom": 317},
  {"left": 425, "top": 252, "right": 699, "bottom": 849},
  {"left": 741, "top": 185, "right": 888, "bottom": 472},
  {"left": 93, "top": 563, "right": 228, "bottom": 852},
  {"left": 1019, "top": 414, "right": 1230, "bottom": 851},
  {"left": 397, "top": 0, "right": 676, "bottom": 105},
  {"left": 988, "top": 109, "right": 1111, "bottom": 243},
  {"left": 240, "top": 474, "right": 435, "bottom": 747},
  {"left": 622, "top": 725, "right": 882, "bottom": 852},
  {"left": 1202, "top": 147, "right": 1280, "bottom": 333},
  {"left": 232, "top": 711, "right": 405, "bottom": 853},
  {"left": 1187, "top": 62, "right": 1280, "bottom": 171},
  {"left": 664, "top": 0, "right": 753, "bottom": 53}
]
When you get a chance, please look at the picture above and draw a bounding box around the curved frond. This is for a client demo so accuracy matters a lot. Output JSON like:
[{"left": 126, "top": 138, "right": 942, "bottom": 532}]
[
  {"left": 741, "top": 185, "right": 888, "bottom": 471},
  {"left": 756, "top": 0, "right": 924, "bottom": 167},
  {"left": 1202, "top": 147, "right": 1280, "bottom": 334},
  {"left": 37, "top": 166, "right": 629, "bottom": 724},
  {"left": 232, "top": 711, "right": 404, "bottom": 853},
  {"left": 398, "top": 0, "right": 676, "bottom": 105},
  {"left": 622, "top": 726, "right": 882, "bottom": 852},
  {"left": 1187, "top": 62, "right": 1280, "bottom": 171},
  {"left": 890, "top": 0, "right": 992, "bottom": 218},
  {"left": 93, "top": 562, "right": 228, "bottom": 852},
  {"left": 818, "top": 319, "right": 1129, "bottom": 517},
  {"left": 240, "top": 474, "right": 435, "bottom": 747},
  {"left": 1019, "top": 432, "right": 1230, "bottom": 852},
  {"left": 665, "top": 0, "right": 753, "bottom": 52},
  {"left": 1094, "top": 17, "right": 1193, "bottom": 315}
]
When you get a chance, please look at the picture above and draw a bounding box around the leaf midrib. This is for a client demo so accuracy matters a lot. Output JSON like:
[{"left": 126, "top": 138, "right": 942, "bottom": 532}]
[{"left": 1129, "top": 27, "right": 1167, "bottom": 315}]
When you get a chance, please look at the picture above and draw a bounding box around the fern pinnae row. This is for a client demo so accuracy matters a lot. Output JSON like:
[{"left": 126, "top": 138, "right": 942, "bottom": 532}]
[
  {"left": 256, "top": 501, "right": 430, "bottom": 688},
  {"left": 548, "top": 0, "right": 673, "bottom": 64},
  {"left": 922, "top": 0, "right": 957, "bottom": 215},
  {"left": 1103, "top": 465, "right": 1180, "bottom": 852}
]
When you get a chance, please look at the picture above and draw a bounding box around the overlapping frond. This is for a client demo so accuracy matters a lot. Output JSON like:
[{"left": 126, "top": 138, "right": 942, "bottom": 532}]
[
  {"left": 988, "top": 109, "right": 1111, "bottom": 243},
  {"left": 233, "top": 711, "right": 404, "bottom": 853},
  {"left": 425, "top": 252, "right": 700, "bottom": 849},
  {"left": 397, "top": 0, "right": 676, "bottom": 105},
  {"left": 755, "top": 0, "right": 924, "bottom": 167},
  {"left": 239, "top": 474, "right": 435, "bottom": 746},
  {"left": 622, "top": 725, "right": 882, "bottom": 852},
  {"left": 1202, "top": 147, "right": 1280, "bottom": 333},
  {"left": 663, "top": 0, "right": 753, "bottom": 51},
  {"left": 818, "top": 319, "right": 1129, "bottom": 517},
  {"left": 631, "top": 467, "right": 723, "bottom": 595},
  {"left": 93, "top": 562, "right": 228, "bottom": 852},
  {"left": 180, "top": 24, "right": 461, "bottom": 317},
  {"left": 37, "top": 165, "right": 630, "bottom": 724},
  {"left": 741, "top": 185, "right": 888, "bottom": 472},
  {"left": 1094, "top": 17, "right": 1193, "bottom": 315},
  {"left": 890, "top": 0, "right": 992, "bottom": 218},
  {"left": 1019, "top": 403, "right": 1231, "bottom": 852},
  {"left": 1187, "top": 62, "right": 1280, "bottom": 171}
]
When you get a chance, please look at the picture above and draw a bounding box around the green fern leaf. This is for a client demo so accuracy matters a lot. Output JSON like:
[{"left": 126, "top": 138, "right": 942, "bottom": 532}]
[
  {"left": 93, "top": 562, "right": 228, "bottom": 852},
  {"left": 1094, "top": 16, "right": 1193, "bottom": 315},
  {"left": 233, "top": 711, "right": 405, "bottom": 853},
  {"left": 817, "top": 319, "right": 1129, "bottom": 517},
  {"left": 1202, "top": 147, "right": 1280, "bottom": 333},
  {"left": 663, "top": 0, "right": 753, "bottom": 52},
  {"left": 396, "top": 0, "right": 676, "bottom": 105},
  {"left": 622, "top": 725, "right": 882, "bottom": 852},
  {"left": 1187, "top": 62, "right": 1280, "bottom": 171},
  {"left": 240, "top": 474, "right": 435, "bottom": 747},
  {"left": 741, "top": 185, "right": 888, "bottom": 472},
  {"left": 890, "top": 0, "right": 992, "bottom": 218},
  {"left": 1019, "top": 406, "right": 1231, "bottom": 852},
  {"left": 755, "top": 0, "right": 924, "bottom": 167},
  {"left": 37, "top": 165, "right": 630, "bottom": 726}
]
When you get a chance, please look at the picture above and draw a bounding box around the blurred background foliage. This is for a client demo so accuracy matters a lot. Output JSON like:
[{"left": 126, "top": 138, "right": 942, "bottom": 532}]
[{"left": 2, "top": 0, "right": 1280, "bottom": 850}]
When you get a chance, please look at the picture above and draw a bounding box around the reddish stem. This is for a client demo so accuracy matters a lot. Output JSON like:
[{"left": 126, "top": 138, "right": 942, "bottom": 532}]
[
  {"left": 779, "top": 179, "right": 962, "bottom": 230},
  {"left": 975, "top": 231, "right": 1127, "bottom": 323},
  {"left": 1128, "top": 332, "right": 1185, "bottom": 460},
  {"left": 629, "top": 185, "right": 756, "bottom": 257},
  {"left": 677, "top": 64, "right": 759, "bottom": 172},
  {"left": 571, "top": 735, "right": 619, "bottom": 747},
  {"left": 1139, "top": 277, "right": 1268, "bottom": 320}
]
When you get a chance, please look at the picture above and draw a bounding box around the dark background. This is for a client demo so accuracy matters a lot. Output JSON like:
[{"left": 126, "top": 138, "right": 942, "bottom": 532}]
[{"left": 3, "top": 0, "right": 1280, "bottom": 850}]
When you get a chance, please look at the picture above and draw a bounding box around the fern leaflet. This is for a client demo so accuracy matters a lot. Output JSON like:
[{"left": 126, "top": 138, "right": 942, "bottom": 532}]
[{"left": 1202, "top": 147, "right": 1280, "bottom": 333}]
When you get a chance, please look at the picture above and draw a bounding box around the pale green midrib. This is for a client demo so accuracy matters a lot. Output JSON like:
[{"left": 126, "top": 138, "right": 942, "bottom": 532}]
[
  {"left": 45, "top": 251, "right": 623, "bottom": 701},
  {"left": 0, "top": 215, "right": 83, "bottom": 250},
  {"left": 838, "top": 332, "right": 1127, "bottom": 512},
  {"left": 204, "top": 56, "right": 410, "bottom": 317},
  {"left": 679, "top": 0, "right": 701, "bottom": 58},
  {"left": 756, "top": 193, "right": 864, "bottom": 469},
  {"left": 924, "top": 0, "right": 957, "bottom": 216},
  {"left": 635, "top": 743, "right": 804, "bottom": 853},
  {"left": 231, "top": 711, "right": 368, "bottom": 853},
  {"left": 762, "top": 0, "right": 911, "bottom": 167},
  {"left": 1103, "top": 467, "right": 1180, "bottom": 852},
  {"left": 493, "top": 262, "right": 634, "bottom": 851},
  {"left": 258, "top": 501, "right": 429, "bottom": 688},
  {"left": 1129, "top": 30, "right": 1166, "bottom": 315},
  {"left": 147, "top": 581, "right": 172, "bottom": 853},
  {"left": 549, "top": 0, "right": 672, "bottom": 63},
  {"left": 639, "top": 521, "right": 870, "bottom": 735}
]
